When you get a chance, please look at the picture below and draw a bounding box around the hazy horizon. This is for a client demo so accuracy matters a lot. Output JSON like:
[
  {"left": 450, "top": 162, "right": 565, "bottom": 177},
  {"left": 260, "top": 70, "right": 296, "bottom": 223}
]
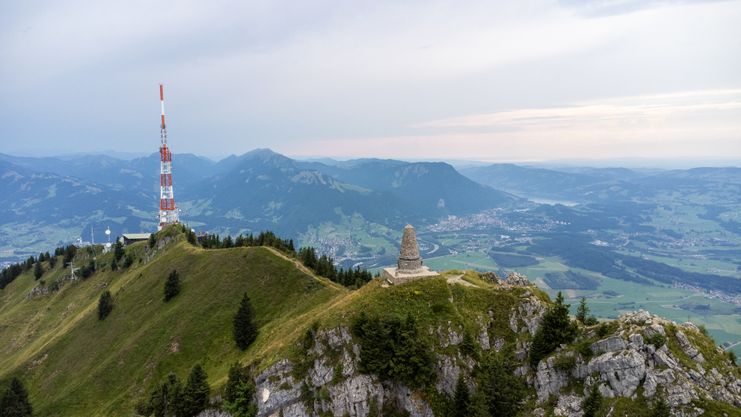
[{"left": 2, "top": 147, "right": 740, "bottom": 170}]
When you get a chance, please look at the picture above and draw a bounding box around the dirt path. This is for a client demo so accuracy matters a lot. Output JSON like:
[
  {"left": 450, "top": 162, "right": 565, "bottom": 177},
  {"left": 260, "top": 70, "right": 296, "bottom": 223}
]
[{"left": 446, "top": 274, "right": 477, "bottom": 287}]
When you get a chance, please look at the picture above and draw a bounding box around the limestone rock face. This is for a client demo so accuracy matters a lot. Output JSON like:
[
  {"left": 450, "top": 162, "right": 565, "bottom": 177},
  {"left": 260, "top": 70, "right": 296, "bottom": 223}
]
[
  {"left": 504, "top": 272, "right": 530, "bottom": 286},
  {"left": 398, "top": 224, "right": 422, "bottom": 272},
  {"left": 532, "top": 309, "right": 741, "bottom": 415},
  {"left": 589, "top": 335, "right": 627, "bottom": 355},
  {"left": 588, "top": 349, "right": 646, "bottom": 397},
  {"left": 242, "top": 298, "right": 740, "bottom": 417}
]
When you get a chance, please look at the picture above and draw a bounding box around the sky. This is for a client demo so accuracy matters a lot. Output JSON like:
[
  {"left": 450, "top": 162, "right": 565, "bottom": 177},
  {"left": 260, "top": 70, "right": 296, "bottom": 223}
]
[{"left": 1, "top": 0, "right": 740, "bottom": 163}]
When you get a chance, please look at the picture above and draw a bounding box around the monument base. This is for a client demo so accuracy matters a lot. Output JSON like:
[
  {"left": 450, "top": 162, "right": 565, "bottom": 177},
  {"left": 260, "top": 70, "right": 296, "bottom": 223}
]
[{"left": 382, "top": 266, "right": 439, "bottom": 285}]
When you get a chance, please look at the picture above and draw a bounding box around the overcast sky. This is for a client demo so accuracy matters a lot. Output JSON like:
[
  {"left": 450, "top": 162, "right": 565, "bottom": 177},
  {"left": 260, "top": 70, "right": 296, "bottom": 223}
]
[{"left": 1, "top": 0, "right": 740, "bottom": 162}]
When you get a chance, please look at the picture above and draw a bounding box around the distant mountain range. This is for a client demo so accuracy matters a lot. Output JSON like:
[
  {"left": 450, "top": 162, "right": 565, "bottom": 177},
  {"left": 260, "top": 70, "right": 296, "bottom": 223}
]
[{"left": 0, "top": 150, "right": 520, "bottom": 258}]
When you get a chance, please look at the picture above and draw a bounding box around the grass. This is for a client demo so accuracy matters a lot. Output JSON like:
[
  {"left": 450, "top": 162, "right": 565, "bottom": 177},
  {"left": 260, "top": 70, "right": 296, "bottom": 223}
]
[{"left": 0, "top": 237, "right": 346, "bottom": 416}]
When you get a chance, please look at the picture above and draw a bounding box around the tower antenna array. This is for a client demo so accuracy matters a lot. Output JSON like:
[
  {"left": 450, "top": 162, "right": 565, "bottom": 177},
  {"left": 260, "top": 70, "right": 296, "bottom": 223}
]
[{"left": 158, "top": 84, "right": 179, "bottom": 230}]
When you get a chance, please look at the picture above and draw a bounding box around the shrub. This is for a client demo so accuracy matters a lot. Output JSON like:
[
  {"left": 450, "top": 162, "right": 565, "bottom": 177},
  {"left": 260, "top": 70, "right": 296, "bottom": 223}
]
[
  {"left": 123, "top": 254, "right": 134, "bottom": 268},
  {"left": 645, "top": 333, "right": 666, "bottom": 349},
  {"left": 728, "top": 350, "right": 737, "bottom": 366},
  {"left": 553, "top": 353, "right": 576, "bottom": 372},
  {"left": 651, "top": 392, "right": 671, "bottom": 417},
  {"left": 596, "top": 323, "right": 609, "bottom": 337}
]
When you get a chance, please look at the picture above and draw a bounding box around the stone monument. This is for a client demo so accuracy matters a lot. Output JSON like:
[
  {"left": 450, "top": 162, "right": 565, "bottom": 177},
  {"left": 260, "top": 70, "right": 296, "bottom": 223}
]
[{"left": 383, "top": 224, "right": 438, "bottom": 284}]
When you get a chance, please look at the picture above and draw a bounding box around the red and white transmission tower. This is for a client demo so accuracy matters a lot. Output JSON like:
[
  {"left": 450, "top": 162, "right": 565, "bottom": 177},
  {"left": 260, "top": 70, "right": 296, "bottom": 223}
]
[{"left": 158, "top": 84, "right": 179, "bottom": 230}]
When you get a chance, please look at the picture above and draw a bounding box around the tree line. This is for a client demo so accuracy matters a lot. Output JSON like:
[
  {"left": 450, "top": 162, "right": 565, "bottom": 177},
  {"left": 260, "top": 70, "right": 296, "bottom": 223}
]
[{"left": 195, "top": 230, "right": 373, "bottom": 289}]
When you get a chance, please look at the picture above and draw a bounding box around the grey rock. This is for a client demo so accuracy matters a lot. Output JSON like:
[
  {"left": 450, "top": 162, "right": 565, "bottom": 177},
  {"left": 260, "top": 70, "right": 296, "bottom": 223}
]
[
  {"left": 328, "top": 374, "right": 383, "bottom": 417},
  {"left": 675, "top": 330, "right": 705, "bottom": 363},
  {"left": 435, "top": 355, "right": 461, "bottom": 396},
  {"left": 388, "top": 383, "right": 434, "bottom": 417},
  {"left": 554, "top": 394, "right": 583, "bottom": 417},
  {"left": 509, "top": 296, "right": 547, "bottom": 336},
  {"left": 643, "top": 368, "right": 675, "bottom": 398},
  {"left": 535, "top": 353, "right": 573, "bottom": 401},
  {"left": 588, "top": 350, "right": 646, "bottom": 398},
  {"left": 590, "top": 336, "right": 627, "bottom": 355},
  {"left": 196, "top": 410, "right": 232, "bottom": 417},
  {"left": 505, "top": 272, "right": 530, "bottom": 286},
  {"left": 644, "top": 323, "right": 666, "bottom": 338}
]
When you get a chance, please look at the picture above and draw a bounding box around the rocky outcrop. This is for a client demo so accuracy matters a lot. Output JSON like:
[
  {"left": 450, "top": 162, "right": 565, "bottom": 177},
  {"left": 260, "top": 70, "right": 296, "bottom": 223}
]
[
  {"left": 247, "top": 299, "right": 738, "bottom": 417},
  {"left": 509, "top": 293, "right": 547, "bottom": 336},
  {"left": 533, "top": 310, "right": 741, "bottom": 416}
]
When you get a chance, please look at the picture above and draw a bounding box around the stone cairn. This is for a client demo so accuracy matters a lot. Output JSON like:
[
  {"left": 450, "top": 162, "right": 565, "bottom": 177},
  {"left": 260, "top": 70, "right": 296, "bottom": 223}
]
[
  {"left": 382, "top": 224, "right": 438, "bottom": 284},
  {"left": 397, "top": 224, "right": 423, "bottom": 273}
]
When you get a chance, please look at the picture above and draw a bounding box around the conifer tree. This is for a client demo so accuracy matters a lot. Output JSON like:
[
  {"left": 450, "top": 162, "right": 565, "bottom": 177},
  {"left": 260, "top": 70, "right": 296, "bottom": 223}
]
[
  {"left": 49, "top": 255, "right": 57, "bottom": 268},
  {"left": 33, "top": 261, "right": 44, "bottom": 280},
  {"left": 224, "top": 363, "right": 257, "bottom": 417},
  {"left": 148, "top": 373, "right": 184, "bottom": 417},
  {"left": 576, "top": 297, "right": 589, "bottom": 324},
  {"left": 452, "top": 375, "right": 471, "bottom": 417},
  {"left": 480, "top": 348, "right": 526, "bottom": 417},
  {"left": 110, "top": 258, "right": 118, "bottom": 271},
  {"left": 114, "top": 241, "right": 125, "bottom": 262},
  {"left": 164, "top": 270, "right": 181, "bottom": 302},
  {"left": 149, "top": 233, "right": 157, "bottom": 248},
  {"left": 529, "top": 292, "right": 577, "bottom": 366},
  {"left": 0, "top": 377, "right": 33, "bottom": 417},
  {"left": 98, "top": 290, "right": 113, "bottom": 320},
  {"left": 233, "top": 293, "right": 258, "bottom": 350},
  {"left": 582, "top": 384, "right": 602, "bottom": 417},
  {"left": 182, "top": 364, "right": 210, "bottom": 416}
]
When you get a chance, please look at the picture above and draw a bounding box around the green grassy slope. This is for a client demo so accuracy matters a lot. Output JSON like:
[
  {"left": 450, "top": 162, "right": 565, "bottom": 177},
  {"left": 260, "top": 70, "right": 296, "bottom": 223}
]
[{"left": 0, "top": 237, "right": 346, "bottom": 416}]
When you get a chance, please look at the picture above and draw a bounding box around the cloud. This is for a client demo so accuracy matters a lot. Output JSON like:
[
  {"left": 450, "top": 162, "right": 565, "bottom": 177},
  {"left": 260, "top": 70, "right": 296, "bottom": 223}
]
[
  {"left": 0, "top": 0, "right": 740, "bottom": 160},
  {"left": 415, "top": 89, "right": 741, "bottom": 129},
  {"left": 285, "top": 89, "right": 741, "bottom": 161}
]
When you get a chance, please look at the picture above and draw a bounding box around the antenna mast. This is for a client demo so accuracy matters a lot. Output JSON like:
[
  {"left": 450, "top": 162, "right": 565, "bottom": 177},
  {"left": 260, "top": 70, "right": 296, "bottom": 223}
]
[{"left": 158, "top": 84, "right": 179, "bottom": 230}]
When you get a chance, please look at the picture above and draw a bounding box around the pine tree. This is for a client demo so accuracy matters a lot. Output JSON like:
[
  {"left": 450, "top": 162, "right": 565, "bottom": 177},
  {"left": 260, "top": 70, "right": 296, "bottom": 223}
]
[
  {"left": 49, "top": 255, "right": 57, "bottom": 268},
  {"left": 114, "top": 241, "right": 125, "bottom": 261},
  {"left": 529, "top": 292, "right": 577, "bottom": 367},
  {"left": 582, "top": 384, "right": 602, "bottom": 417},
  {"left": 110, "top": 258, "right": 118, "bottom": 271},
  {"left": 0, "top": 377, "right": 33, "bottom": 417},
  {"left": 148, "top": 373, "right": 184, "bottom": 417},
  {"left": 149, "top": 233, "right": 157, "bottom": 248},
  {"left": 233, "top": 293, "right": 258, "bottom": 350},
  {"left": 480, "top": 348, "right": 527, "bottom": 417},
  {"left": 452, "top": 375, "right": 470, "bottom": 417},
  {"left": 33, "top": 261, "right": 44, "bottom": 280},
  {"left": 182, "top": 364, "right": 210, "bottom": 416},
  {"left": 224, "top": 363, "right": 257, "bottom": 417},
  {"left": 98, "top": 290, "right": 113, "bottom": 320},
  {"left": 576, "top": 297, "right": 589, "bottom": 324},
  {"left": 164, "top": 270, "right": 181, "bottom": 302}
]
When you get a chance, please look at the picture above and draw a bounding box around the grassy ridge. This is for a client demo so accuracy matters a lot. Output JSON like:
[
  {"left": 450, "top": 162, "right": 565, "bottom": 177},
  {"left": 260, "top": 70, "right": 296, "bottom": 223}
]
[{"left": 0, "top": 238, "right": 346, "bottom": 416}]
